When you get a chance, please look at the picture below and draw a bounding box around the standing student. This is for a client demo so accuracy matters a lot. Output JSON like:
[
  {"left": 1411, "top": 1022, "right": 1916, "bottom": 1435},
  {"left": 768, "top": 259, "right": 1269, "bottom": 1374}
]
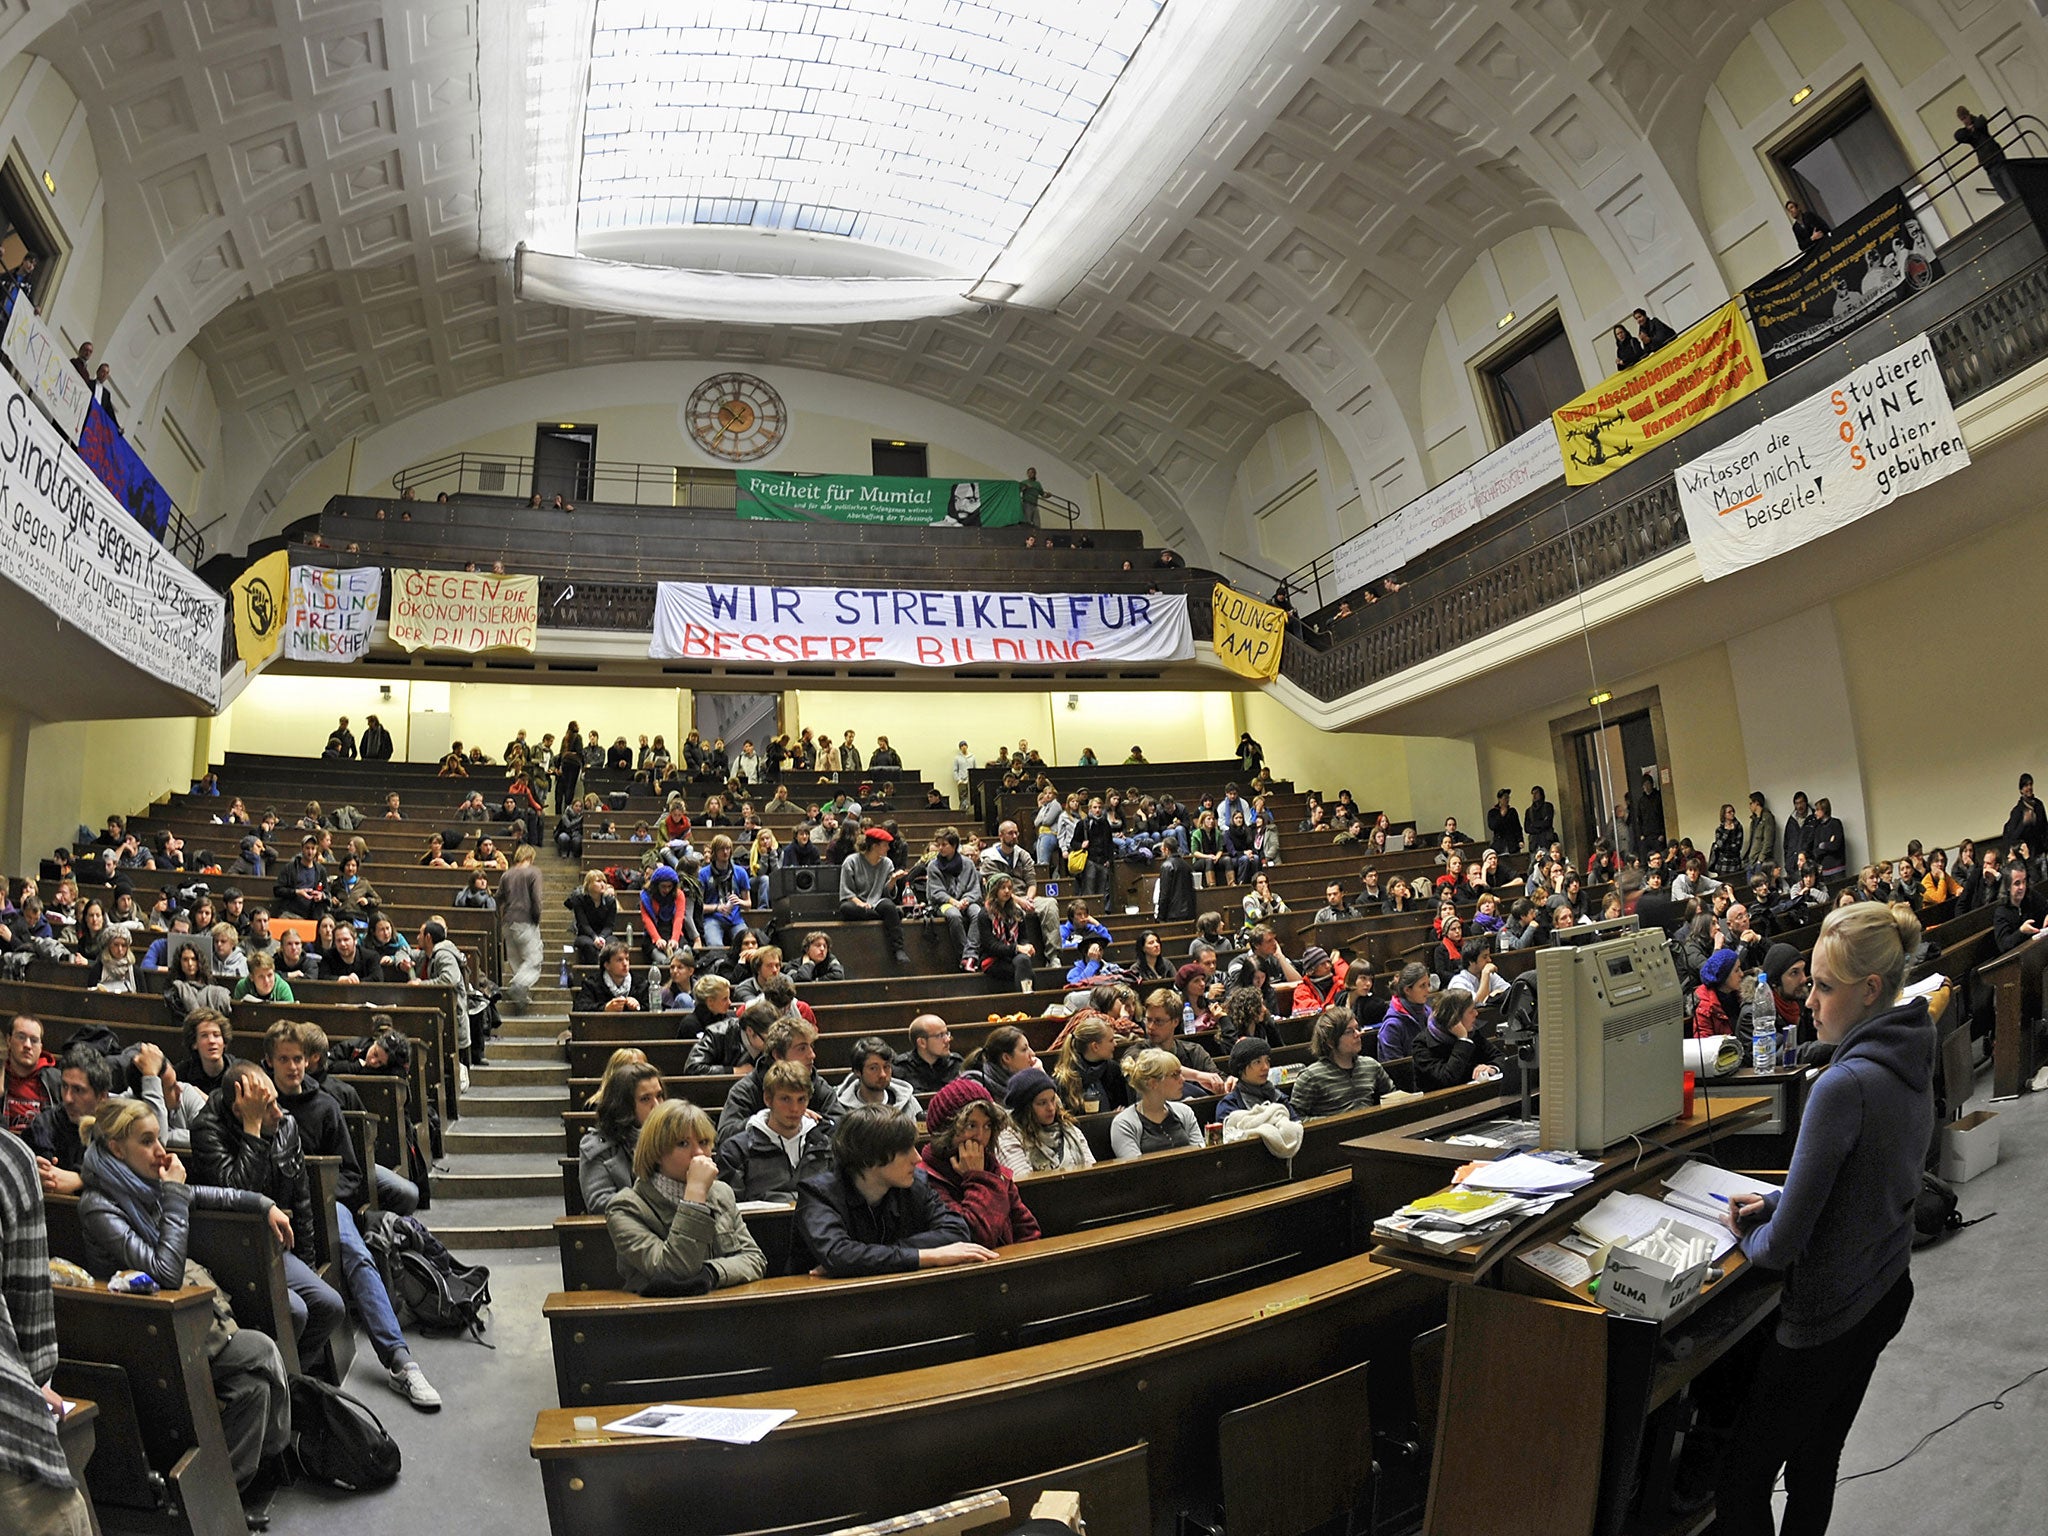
[
  {"left": 0, "top": 1130, "right": 94, "bottom": 1535},
  {"left": 1713, "top": 903, "right": 1934, "bottom": 1535}
]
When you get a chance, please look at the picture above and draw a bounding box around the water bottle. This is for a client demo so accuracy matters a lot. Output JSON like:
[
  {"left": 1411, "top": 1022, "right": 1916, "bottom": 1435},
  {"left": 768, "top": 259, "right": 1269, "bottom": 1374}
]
[
  {"left": 558, "top": 947, "right": 573, "bottom": 990},
  {"left": 1750, "top": 973, "right": 1777, "bottom": 1073}
]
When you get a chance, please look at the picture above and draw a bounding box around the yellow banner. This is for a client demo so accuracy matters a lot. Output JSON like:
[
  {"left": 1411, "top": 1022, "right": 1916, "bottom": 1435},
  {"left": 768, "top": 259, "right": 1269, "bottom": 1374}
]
[
  {"left": 389, "top": 569, "right": 540, "bottom": 653},
  {"left": 1210, "top": 585, "right": 1286, "bottom": 680},
  {"left": 1552, "top": 300, "right": 1765, "bottom": 485},
  {"left": 230, "top": 550, "right": 290, "bottom": 673}
]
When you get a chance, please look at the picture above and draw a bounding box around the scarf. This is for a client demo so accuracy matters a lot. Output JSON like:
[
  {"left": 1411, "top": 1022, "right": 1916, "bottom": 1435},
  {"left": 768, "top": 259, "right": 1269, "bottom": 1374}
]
[
  {"left": 81, "top": 1141, "right": 165, "bottom": 1247},
  {"left": 651, "top": 1171, "right": 694, "bottom": 1207}
]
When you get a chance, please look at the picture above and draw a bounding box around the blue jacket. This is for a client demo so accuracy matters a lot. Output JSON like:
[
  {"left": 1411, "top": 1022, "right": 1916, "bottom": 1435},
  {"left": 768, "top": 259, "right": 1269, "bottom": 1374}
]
[
  {"left": 1058, "top": 918, "right": 1113, "bottom": 952},
  {"left": 1739, "top": 996, "right": 1933, "bottom": 1347},
  {"left": 699, "top": 858, "right": 752, "bottom": 916},
  {"left": 1377, "top": 998, "right": 1429, "bottom": 1063}
]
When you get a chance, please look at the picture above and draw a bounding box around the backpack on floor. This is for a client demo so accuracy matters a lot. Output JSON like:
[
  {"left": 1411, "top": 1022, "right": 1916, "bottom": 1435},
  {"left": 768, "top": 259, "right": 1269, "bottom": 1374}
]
[
  {"left": 288, "top": 1375, "right": 402, "bottom": 1492},
  {"left": 1912, "top": 1172, "right": 1964, "bottom": 1248},
  {"left": 366, "top": 1211, "right": 493, "bottom": 1343}
]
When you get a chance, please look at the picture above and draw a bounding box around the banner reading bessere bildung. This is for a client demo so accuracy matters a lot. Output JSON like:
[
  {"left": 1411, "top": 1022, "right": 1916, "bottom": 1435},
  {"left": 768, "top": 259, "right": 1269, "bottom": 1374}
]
[
  {"left": 737, "top": 471, "right": 1023, "bottom": 528},
  {"left": 1552, "top": 300, "right": 1765, "bottom": 486}
]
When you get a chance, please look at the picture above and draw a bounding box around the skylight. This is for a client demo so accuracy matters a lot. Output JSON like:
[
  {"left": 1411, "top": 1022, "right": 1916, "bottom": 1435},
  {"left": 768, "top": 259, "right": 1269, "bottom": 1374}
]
[{"left": 577, "top": 0, "right": 1166, "bottom": 275}]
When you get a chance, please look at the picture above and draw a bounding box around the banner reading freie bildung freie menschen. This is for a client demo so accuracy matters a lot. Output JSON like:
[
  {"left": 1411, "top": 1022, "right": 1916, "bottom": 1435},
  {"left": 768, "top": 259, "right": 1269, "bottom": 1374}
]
[{"left": 650, "top": 582, "right": 1192, "bottom": 668}]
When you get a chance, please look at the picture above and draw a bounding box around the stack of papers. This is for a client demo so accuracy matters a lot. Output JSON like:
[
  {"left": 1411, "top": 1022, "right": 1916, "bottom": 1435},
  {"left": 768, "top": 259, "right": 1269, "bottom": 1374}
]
[
  {"left": 1662, "top": 1162, "right": 1779, "bottom": 1224},
  {"left": 1373, "top": 1185, "right": 1547, "bottom": 1253},
  {"left": 1576, "top": 1190, "right": 1738, "bottom": 1262},
  {"left": 602, "top": 1405, "right": 795, "bottom": 1444},
  {"left": 1457, "top": 1151, "right": 1600, "bottom": 1196}
]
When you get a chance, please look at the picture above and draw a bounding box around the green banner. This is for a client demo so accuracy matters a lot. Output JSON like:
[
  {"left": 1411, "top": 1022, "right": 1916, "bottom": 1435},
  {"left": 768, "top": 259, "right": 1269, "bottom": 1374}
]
[{"left": 737, "top": 471, "right": 1024, "bottom": 528}]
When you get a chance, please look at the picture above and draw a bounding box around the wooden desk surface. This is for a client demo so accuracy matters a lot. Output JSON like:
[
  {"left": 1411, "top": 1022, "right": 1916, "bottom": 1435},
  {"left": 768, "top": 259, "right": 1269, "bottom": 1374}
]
[{"left": 534, "top": 1252, "right": 1396, "bottom": 1453}]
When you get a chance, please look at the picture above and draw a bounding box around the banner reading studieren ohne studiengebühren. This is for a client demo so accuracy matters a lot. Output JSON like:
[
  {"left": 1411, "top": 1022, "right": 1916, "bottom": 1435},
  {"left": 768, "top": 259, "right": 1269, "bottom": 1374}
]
[
  {"left": 737, "top": 471, "right": 1024, "bottom": 528},
  {"left": 0, "top": 379, "right": 221, "bottom": 704},
  {"left": 1552, "top": 300, "right": 1765, "bottom": 486},
  {"left": 1674, "top": 333, "right": 1967, "bottom": 582},
  {"left": 389, "top": 568, "right": 539, "bottom": 653},
  {"left": 283, "top": 564, "right": 380, "bottom": 663},
  {"left": 650, "top": 583, "right": 1191, "bottom": 668}
]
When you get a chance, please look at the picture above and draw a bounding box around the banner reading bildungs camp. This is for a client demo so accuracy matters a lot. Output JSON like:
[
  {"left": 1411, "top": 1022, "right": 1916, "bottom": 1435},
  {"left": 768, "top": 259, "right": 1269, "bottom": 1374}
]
[
  {"left": 1210, "top": 585, "right": 1287, "bottom": 680},
  {"left": 389, "top": 568, "right": 539, "bottom": 653},
  {"left": 650, "top": 582, "right": 1191, "bottom": 668},
  {"left": 283, "top": 565, "right": 380, "bottom": 663},
  {"left": 737, "top": 471, "right": 1024, "bottom": 528},
  {"left": 1553, "top": 300, "right": 1765, "bottom": 485},
  {"left": 1744, "top": 190, "right": 1939, "bottom": 378},
  {"left": 1674, "top": 333, "right": 1967, "bottom": 582}
]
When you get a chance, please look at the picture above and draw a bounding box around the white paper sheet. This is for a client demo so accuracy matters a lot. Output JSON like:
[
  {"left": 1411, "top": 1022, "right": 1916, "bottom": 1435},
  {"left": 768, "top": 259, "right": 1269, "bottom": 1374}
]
[
  {"left": 602, "top": 1405, "right": 797, "bottom": 1444},
  {"left": 1457, "top": 1152, "right": 1598, "bottom": 1195},
  {"left": 1520, "top": 1242, "right": 1595, "bottom": 1290}
]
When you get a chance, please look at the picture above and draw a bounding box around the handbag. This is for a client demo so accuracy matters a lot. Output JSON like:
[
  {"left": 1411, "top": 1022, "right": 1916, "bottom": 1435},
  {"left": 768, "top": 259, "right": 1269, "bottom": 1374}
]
[{"left": 1066, "top": 849, "right": 1088, "bottom": 874}]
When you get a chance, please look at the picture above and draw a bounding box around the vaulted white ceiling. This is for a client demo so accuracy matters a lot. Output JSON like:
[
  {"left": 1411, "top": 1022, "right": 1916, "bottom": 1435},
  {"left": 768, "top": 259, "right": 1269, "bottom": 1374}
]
[{"left": 10, "top": 0, "right": 1835, "bottom": 558}]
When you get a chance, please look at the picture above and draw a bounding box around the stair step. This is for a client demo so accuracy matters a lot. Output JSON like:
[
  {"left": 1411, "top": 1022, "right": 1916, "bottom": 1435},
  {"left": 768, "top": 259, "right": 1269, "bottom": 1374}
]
[
  {"left": 446, "top": 1122, "right": 559, "bottom": 1156},
  {"left": 469, "top": 1061, "right": 569, "bottom": 1088},
  {"left": 438, "top": 1222, "right": 554, "bottom": 1252},
  {"left": 455, "top": 1087, "right": 569, "bottom": 1118},
  {"left": 430, "top": 1194, "right": 563, "bottom": 1253},
  {"left": 433, "top": 1168, "right": 560, "bottom": 1200},
  {"left": 489, "top": 1038, "right": 567, "bottom": 1061}
]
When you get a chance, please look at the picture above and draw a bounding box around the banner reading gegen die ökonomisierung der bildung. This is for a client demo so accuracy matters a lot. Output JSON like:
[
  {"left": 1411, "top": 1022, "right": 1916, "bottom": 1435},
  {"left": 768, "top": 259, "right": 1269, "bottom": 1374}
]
[
  {"left": 737, "top": 471, "right": 1023, "bottom": 528},
  {"left": 1552, "top": 300, "right": 1765, "bottom": 485}
]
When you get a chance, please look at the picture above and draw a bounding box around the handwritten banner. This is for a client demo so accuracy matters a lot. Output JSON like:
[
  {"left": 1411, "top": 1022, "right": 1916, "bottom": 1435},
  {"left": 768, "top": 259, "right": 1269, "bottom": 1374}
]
[
  {"left": 737, "top": 471, "right": 1024, "bottom": 528},
  {"left": 1328, "top": 422, "right": 1563, "bottom": 595},
  {"left": 0, "top": 383, "right": 221, "bottom": 704},
  {"left": 284, "top": 564, "right": 380, "bottom": 663},
  {"left": 650, "top": 582, "right": 1192, "bottom": 668},
  {"left": 1553, "top": 300, "right": 1765, "bottom": 486},
  {"left": 1744, "top": 190, "right": 1938, "bottom": 378},
  {"left": 389, "top": 568, "right": 539, "bottom": 653},
  {"left": 1674, "top": 334, "right": 1967, "bottom": 582},
  {"left": 1, "top": 297, "right": 90, "bottom": 440},
  {"left": 1210, "top": 585, "right": 1286, "bottom": 679}
]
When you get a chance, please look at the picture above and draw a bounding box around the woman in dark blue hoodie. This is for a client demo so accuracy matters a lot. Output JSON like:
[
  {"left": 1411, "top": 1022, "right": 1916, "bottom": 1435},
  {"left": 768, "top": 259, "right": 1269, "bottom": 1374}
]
[{"left": 1715, "top": 901, "right": 1933, "bottom": 1535}]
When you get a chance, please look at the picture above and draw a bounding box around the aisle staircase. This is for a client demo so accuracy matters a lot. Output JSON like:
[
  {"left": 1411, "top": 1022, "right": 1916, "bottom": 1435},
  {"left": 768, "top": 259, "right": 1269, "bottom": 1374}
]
[{"left": 433, "top": 854, "right": 586, "bottom": 1250}]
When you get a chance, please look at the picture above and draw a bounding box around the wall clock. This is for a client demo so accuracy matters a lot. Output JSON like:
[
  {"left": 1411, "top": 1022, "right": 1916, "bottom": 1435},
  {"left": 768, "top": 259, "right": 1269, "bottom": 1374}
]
[{"left": 685, "top": 372, "right": 787, "bottom": 462}]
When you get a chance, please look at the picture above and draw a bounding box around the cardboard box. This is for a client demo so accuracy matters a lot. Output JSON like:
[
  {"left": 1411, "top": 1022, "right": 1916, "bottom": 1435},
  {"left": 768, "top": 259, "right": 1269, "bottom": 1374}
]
[
  {"left": 1598, "top": 1220, "right": 1716, "bottom": 1321},
  {"left": 1939, "top": 1109, "right": 2000, "bottom": 1184}
]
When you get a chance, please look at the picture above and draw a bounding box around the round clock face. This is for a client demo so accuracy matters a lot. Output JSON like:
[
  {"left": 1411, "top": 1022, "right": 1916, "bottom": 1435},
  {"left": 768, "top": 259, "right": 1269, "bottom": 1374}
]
[{"left": 685, "top": 372, "right": 787, "bottom": 462}]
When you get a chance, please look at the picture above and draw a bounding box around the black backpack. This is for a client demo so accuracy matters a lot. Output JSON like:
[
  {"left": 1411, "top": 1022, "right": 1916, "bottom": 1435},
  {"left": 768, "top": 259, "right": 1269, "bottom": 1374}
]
[
  {"left": 1912, "top": 1172, "right": 1964, "bottom": 1248},
  {"left": 289, "top": 1376, "right": 401, "bottom": 1491},
  {"left": 364, "top": 1212, "right": 493, "bottom": 1343}
]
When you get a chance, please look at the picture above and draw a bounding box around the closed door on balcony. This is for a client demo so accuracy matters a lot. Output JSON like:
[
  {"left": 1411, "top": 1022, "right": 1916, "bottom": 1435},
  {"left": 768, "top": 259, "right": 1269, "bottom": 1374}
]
[
  {"left": 534, "top": 424, "right": 597, "bottom": 502},
  {"left": 1481, "top": 317, "right": 1584, "bottom": 442}
]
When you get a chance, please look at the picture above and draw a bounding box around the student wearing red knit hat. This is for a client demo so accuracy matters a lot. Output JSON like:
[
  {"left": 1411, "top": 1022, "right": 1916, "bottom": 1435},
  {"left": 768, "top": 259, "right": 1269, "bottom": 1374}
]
[{"left": 917, "top": 1078, "right": 1041, "bottom": 1247}]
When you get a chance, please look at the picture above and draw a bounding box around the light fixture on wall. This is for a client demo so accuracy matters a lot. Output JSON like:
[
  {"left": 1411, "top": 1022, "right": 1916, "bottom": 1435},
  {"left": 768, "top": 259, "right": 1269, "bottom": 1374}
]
[
  {"left": 40, "top": 170, "right": 54, "bottom": 194},
  {"left": 1589, "top": 690, "right": 1613, "bottom": 707},
  {"left": 1066, "top": 693, "right": 1080, "bottom": 710},
  {"left": 1790, "top": 85, "right": 1812, "bottom": 105},
  {"left": 1496, "top": 311, "right": 1516, "bottom": 329},
  {"left": 379, "top": 684, "right": 393, "bottom": 701}
]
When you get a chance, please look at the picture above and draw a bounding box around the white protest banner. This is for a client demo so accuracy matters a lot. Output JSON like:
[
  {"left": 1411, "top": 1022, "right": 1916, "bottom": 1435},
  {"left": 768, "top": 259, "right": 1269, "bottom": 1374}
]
[
  {"left": 284, "top": 565, "right": 380, "bottom": 662},
  {"left": 1, "top": 299, "right": 90, "bottom": 440},
  {"left": 389, "top": 569, "right": 539, "bottom": 653},
  {"left": 1674, "top": 334, "right": 1968, "bottom": 583},
  {"left": 0, "top": 378, "right": 221, "bottom": 705},
  {"left": 1327, "top": 422, "right": 1563, "bottom": 596},
  {"left": 650, "top": 583, "right": 1193, "bottom": 668}
]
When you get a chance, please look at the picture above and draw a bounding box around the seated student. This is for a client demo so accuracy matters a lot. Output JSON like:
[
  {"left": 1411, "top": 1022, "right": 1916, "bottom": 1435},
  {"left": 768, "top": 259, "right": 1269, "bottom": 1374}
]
[
  {"left": 1049, "top": 1018, "right": 1127, "bottom": 1115},
  {"left": 3, "top": 1014, "right": 62, "bottom": 1136},
  {"left": 77, "top": 1099, "right": 292, "bottom": 1505},
  {"left": 579, "top": 943, "right": 644, "bottom": 1013},
  {"left": 1313, "top": 881, "right": 1352, "bottom": 925},
  {"left": 638, "top": 866, "right": 696, "bottom": 963},
  {"left": 188, "top": 1061, "right": 348, "bottom": 1368},
  {"left": 124, "top": 1040, "right": 207, "bottom": 1151},
  {"left": 650, "top": 949, "right": 699, "bottom": 1016},
  {"left": 797, "top": 1108, "right": 1000, "bottom": 1278},
  {"left": 1216, "top": 1035, "right": 1296, "bottom": 1121},
  {"left": 716, "top": 1019, "right": 835, "bottom": 1140},
  {"left": 1993, "top": 862, "right": 2048, "bottom": 952},
  {"left": 1131, "top": 928, "right": 1176, "bottom": 986},
  {"left": 963, "top": 1025, "right": 1040, "bottom": 1101},
  {"left": 565, "top": 872, "right": 619, "bottom": 963},
  {"left": 832, "top": 1037, "right": 921, "bottom": 1121},
  {"left": 1412, "top": 988, "right": 1504, "bottom": 1090},
  {"left": 1290, "top": 1007, "right": 1394, "bottom": 1119},
  {"left": 1138, "top": 989, "right": 1227, "bottom": 1092},
  {"left": 1449, "top": 934, "right": 1509, "bottom": 1002},
  {"left": 717, "top": 1061, "right": 836, "bottom": 1203},
  {"left": 1376, "top": 962, "right": 1434, "bottom": 1062},
  {"left": 1225, "top": 925, "right": 1300, "bottom": 995},
  {"left": 1057, "top": 899, "right": 1113, "bottom": 955},
  {"left": 730, "top": 942, "right": 782, "bottom": 1005},
  {"left": 1290, "top": 945, "right": 1348, "bottom": 1015},
  {"left": 232, "top": 950, "right": 295, "bottom": 1006},
  {"left": 1188, "top": 910, "right": 1230, "bottom": 958},
  {"left": 790, "top": 930, "right": 846, "bottom": 983},
  {"left": 1739, "top": 942, "right": 1813, "bottom": 1055},
  {"left": 917, "top": 1079, "right": 1040, "bottom": 1246},
  {"left": 923, "top": 827, "right": 983, "bottom": 970},
  {"left": 974, "top": 876, "right": 1043, "bottom": 993},
  {"left": 682, "top": 993, "right": 767, "bottom": 1078},
  {"left": 607, "top": 1100, "right": 768, "bottom": 1296},
  {"left": 901, "top": 1014, "right": 963, "bottom": 1097},
  {"left": 581, "top": 1062, "right": 667, "bottom": 1216},
  {"left": 698, "top": 834, "right": 754, "bottom": 950},
  {"left": 1692, "top": 948, "right": 1744, "bottom": 1038},
  {"left": 839, "top": 829, "right": 910, "bottom": 967},
  {"left": 996, "top": 1066, "right": 1096, "bottom": 1174},
  {"left": 207, "top": 920, "right": 249, "bottom": 982},
  {"left": 25, "top": 1046, "right": 115, "bottom": 1196},
  {"left": 1343, "top": 961, "right": 1388, "bottom": 1037},
  {"left": 1215, "top": 984, "right": 1281, "bottom": 1053},
  {"left": 1109, "top": 1048, "right": 1204, "bottom": 1159}
]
